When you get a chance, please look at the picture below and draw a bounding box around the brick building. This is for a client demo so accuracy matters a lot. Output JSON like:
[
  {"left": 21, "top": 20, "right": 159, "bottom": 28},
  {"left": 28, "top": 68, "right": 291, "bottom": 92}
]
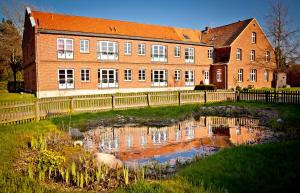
[{"left": 22, "top": 8, "right": 275, "bottom": 98}]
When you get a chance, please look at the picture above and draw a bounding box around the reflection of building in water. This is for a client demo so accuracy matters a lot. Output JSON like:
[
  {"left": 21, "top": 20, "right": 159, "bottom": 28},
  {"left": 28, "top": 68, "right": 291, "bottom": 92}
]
[{"left": 88, "top": 117, "right": 264, "bottom": 161}]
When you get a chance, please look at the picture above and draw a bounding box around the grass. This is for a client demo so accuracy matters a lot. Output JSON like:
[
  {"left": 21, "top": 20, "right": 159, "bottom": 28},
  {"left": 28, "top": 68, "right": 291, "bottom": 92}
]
[
  {"left": 0, "top": 92, "right": 36, "bottom": 102},
  {"left": 0, "top": 101, "right": 300, "bottom": 192},
  {"left": 118, "top": 140, "right": 300, "bottom": 193}
]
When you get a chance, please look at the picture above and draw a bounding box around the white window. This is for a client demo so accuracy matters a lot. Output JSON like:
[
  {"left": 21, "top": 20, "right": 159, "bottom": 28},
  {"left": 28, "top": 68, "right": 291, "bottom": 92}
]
[
  {"left": 58, "top": 69, "right": 74, "bottom": 89},
  {"left": 57, "top": 38, "right": 73, "bottom": 59},
  {"left": 250, "top": 69, "right": 257, "bottom": 82},
  {"left": 175, "top": 128, "right": 181, "bottom": 141},
  {"left": 185, "top": 70, "right": 194, "bottom": 86},
  {"left": 152, "top": 130, "right": 167, "bottom": 144},
  {"left": 175, "top": 70, "right": 181, "bottom": 81},
  {"left": 250, "top": 50, "right": 255, "bottom": 61},
  {"left": 138, "top": 43, "right": 146, "bottom": 55},
  {"left": 174, "top": 46, "right": 180, "bottom": 57},
  {"left": 151, "top": 70, "right": 167, "bottom": 86},
  {"left": 124, "top": 69, "right": 132, "bottom": 81},
  {"left": 252, "top": 32, "right": 257, "bottom": 43},
  {"left": 264, "top": 70, "right": 269, "bottom": 82},
  {"left": 185, "top": 47, "right": 194, "bottom": 63},
  {"left": 139, "top": 69, "right": 146, "bottom": 81},
  {"left": 208, "top": 48, "right": 213, "bottom": 59},
  {"left": 238, "top": 69, "right": 243, "bottom": 82},
  {"left": 140, "top": 135, "right": 147, "bottom": 147},
  {"left": 216, "top": 69, "right": 222, "bottom": 82},
  {"left": 151, "top": 45, "right": 167, "bottom": 62},
  {"left": 266, "top": 51, "right": 270, "bottom": 62},
  {"left": 126, "top": 135, "right": 133, "bottom": 148},
  {"left": 80, "top": 69, "right": 90, "bottom": 82},
  {"left": 186, "top": 125, "right": 195, "bottom": 140},
  {"left": 80, "top": 40, "right": 89, "bottom": 53},
  {"left": 236, "top": 48, "right": 242, "bottom": 60},
  {"left": 98, "top": 69, "right": 118, "bottom": 88},
  {"left": 97, "top": 41, "right": 118, "bottom": 60},
  {"left": 124, "top": 42, "right": 131, "bottom": 55}
]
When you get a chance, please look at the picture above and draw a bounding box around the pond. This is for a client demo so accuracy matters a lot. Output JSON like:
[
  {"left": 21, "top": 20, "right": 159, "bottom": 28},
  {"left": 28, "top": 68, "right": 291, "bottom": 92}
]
[{"left": 83, "top": 116, "right": 275, "bottom": 168}]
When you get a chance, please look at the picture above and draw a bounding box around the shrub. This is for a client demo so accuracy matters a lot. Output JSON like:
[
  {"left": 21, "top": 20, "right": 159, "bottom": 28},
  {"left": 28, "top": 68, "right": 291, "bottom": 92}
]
[
  {"left": 236, "top": 86, "right": 242, "bottom": 92},
  {"left": 194, "top": 84, "right": 217, "bottom": 91}
]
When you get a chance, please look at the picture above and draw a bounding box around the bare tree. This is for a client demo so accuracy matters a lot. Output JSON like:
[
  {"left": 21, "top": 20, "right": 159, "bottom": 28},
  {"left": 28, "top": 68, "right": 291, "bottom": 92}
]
[
  {"left": 265, "top": 0, "right": 300, "bottom": 90},
  {"left": 9, "top": 50, "right": 23, "bottom": 91}
]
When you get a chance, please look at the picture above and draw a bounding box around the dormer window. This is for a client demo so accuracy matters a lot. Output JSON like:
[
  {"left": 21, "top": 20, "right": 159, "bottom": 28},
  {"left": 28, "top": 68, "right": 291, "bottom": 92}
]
[
  {"left": 57, "top": 38, "right": 73, "bottom": 59},
  {"left": 251, "top": 32, "right": 256, "bottom": 43}
]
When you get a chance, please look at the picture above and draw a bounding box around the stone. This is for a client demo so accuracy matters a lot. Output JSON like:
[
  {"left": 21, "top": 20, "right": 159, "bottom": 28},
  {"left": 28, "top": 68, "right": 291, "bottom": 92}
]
[
  {"left": 94, "top": 152, "right": 123, "bottom": 168},
  {"left": 277, "top": 118, "right": 284, "bottom": 123},
  {"left": 69, "top": 128, "right": 84, "bottom": 140},
  {"left": 73, "top": 140, "right": 83, "bottom": 147}
]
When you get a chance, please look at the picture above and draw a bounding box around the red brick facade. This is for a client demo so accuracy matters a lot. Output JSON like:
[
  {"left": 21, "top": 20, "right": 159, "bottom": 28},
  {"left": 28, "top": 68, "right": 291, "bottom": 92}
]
[{"left": 23, "top": 8, "right": 275, "bottom": 97}]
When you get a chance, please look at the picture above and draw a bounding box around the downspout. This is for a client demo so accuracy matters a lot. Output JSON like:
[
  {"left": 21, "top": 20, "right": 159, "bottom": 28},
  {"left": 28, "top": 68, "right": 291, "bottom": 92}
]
[
  {"left": 224, "top": 64, "right": 227, "bottom": 89},
  {"left": 35, "top": 29, "right": 39, "bottom": 98}
]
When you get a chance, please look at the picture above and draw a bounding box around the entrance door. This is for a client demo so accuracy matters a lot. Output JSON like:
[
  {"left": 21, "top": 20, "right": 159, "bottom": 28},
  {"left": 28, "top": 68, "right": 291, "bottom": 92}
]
[{"left": 204, "top": 70, "right": 209, "bottom": 85}]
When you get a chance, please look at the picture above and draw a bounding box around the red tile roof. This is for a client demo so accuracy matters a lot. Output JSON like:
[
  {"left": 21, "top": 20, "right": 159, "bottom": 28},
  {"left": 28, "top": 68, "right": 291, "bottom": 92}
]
[
  {"left": 31, "top": 10, "right": 202, "bottom": 43},
  {"left": 201, "top": 19, "right": 253, "bottom": 47}
]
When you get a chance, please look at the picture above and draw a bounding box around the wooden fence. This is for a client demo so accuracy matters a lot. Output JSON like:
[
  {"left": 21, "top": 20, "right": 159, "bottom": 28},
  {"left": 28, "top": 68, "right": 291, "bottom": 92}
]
[
  {"left": 238, "top": 90, "right": 300, "bottom": 104},
  {"left": 0, "top": 90, "right": 235, "bottom": 125},
  {"left": 2, "top": 90, "right": 299, "bottom": 125}
]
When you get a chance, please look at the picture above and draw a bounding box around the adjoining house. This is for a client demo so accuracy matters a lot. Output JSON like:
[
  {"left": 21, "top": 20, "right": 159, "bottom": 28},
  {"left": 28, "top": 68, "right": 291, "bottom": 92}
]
[
  {"left": 287, "top": 64, "right": 300, "bottom": 87},
  {"left": 22, "top": 7, "right": 276, "bottom": 98}
]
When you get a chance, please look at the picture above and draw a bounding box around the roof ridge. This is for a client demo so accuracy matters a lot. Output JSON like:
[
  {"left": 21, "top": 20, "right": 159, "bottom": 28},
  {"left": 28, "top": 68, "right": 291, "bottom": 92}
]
[
  {"left": 31, "top": 10, "right": 199, "bottom": 32},
  {"left": 204, "top": 18, "right": 254, "bottom": 31}
]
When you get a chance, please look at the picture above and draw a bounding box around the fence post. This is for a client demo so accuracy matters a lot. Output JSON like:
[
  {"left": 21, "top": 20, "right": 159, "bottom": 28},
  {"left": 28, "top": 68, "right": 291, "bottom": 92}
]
[
  {"left": 70, "top": 97, "right": 74, "bottom": 113},
  {"left": 204, "top": 91, "right": 207, "bottom": 104},
  {"left": 178, "top": 91, "right": 181, "bottom": 106},
  {"left": 35, "top": 100, "right": 39, "bottom": 121},
  {"left": 112, "top": 95, "right": 115, "bottom": 109},
  {"left": 146, "top": 93, "right": 150, "bottom": 107},
  {"left": 265, "top": 91, "right": 269, "bottom": 102},
  {"left": 236, "top": 90, "right": 240, "bottom": 101}
]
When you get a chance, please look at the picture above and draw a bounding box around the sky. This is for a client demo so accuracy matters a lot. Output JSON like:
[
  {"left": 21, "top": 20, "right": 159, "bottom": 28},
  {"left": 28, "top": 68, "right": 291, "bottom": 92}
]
[{"left": 1, "top": 0, "right": 300, "bottom": 31}]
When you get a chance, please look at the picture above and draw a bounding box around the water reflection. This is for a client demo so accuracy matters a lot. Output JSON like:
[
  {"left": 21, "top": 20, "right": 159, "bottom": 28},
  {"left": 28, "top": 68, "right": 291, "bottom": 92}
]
[{"left": 84, "top": 116, "right": 269, "bottom": 165}]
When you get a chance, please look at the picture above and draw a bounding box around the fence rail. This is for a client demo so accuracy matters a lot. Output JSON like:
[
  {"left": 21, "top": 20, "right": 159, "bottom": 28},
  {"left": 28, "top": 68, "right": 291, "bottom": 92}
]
[{"left": 1, "top": 90, "right": 300, "bottom": 125}]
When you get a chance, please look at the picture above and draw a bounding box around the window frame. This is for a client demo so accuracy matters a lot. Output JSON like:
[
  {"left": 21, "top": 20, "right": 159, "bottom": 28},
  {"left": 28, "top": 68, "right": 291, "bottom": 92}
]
[
  {"left": 249, "top": 69, "right": 257, "bottom": 82},
  {"left": 175, "top": 70, "right": 181, "bottom": 81},
  {"left": 124, "top": 69, "right": 132, "bottom": 81},
  {"left": 250, "top": 50, "right": 255, "bottom": 62},
  {"left": 138, "top": 43, "right": 146, "bottom": 56},
  {"left": 238, "top": 68, "right": 243, "bottom": 82},
  {"left": 80, "top": 39, "right": 89, "bottom": 53},
  {"left": 151, "top": 70, "right": 168, "bottom": 87},
  {"left": 57, "top": 38, "right": 74, "bottom": 59},
  {"left": 138, "top": 69, "right": 146, "bottom": 81},
  {"left": 151, "top": 45, "right": 167, "bottom": 62},
  {"left": 124, "top": 42, "right": 132, "bottom": 55},
  {"left": 252, "top": 32, "right": 257, "bottom": 43},
  {"left": 98, "top": 69, "right": 119, "bottom": 88},
  {"left": 208, "top": 48, "right": 213, "bottom": 59},
  {"left": 185, "top": 47, "right": 195, "bottom": 63},
  {"left": 174, "top": 46, "right": 181, "bottom": 57},
  {"left": 80, "top": 68, "right": 90, "bottom": 82},
  {"left": 266, "top": 51, "right": 270, "bottom": 62},
  {"left": 58, "top": 69, "right": 74, "bottom": 89},
  {"left": 236, "top": 48, "right": 242, "bottom": 60},
  {"left": 96, "top": 41, "right": 119, "bottom": 60},
  {"left": 185, "top": 70, "right": 194, "bottom": 86}
]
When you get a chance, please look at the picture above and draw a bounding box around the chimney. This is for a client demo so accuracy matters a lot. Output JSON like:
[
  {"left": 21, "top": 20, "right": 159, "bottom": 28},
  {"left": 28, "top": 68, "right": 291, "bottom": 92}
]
[{"left": 204, "top": 26, "right": 211, "bottom": 33}]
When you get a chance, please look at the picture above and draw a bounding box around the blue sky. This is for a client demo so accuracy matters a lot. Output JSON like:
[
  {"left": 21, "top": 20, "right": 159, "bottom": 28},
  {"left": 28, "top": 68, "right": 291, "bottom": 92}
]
[{"left": 2, "top": 0, "right": 300, "bottom": 31}]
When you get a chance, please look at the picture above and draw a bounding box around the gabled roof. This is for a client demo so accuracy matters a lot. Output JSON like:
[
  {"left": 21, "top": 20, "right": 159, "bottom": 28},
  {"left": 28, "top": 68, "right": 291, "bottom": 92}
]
[
  {"left": 201, "top": 18, "right": 253, "bottom": 47},
  {"left": 30, "top": 10, "right": 203, "bottom": 44}
]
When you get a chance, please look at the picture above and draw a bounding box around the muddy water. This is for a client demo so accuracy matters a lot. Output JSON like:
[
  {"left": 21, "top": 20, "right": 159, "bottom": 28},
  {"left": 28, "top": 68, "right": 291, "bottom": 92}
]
[{"left": 83, "top": 116, "right": 274, "bottom": 166}]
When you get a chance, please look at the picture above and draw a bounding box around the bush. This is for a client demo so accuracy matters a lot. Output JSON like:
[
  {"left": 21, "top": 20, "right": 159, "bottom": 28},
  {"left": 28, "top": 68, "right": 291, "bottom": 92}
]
[{"left": 194, "top": 84, "right": 217, "bottom": 91}]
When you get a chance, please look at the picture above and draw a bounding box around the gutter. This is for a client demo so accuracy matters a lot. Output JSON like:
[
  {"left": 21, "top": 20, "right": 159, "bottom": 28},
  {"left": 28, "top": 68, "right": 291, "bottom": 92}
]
[{"left": 37, "top": 29, "right": 214, "bottom": 47}]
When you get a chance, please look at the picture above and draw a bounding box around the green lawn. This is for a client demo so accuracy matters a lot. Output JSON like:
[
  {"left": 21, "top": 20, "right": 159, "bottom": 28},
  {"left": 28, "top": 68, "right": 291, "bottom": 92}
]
[
  {"left": 0, "top": 101, "right": 300, "bottom": 193},
  {"left": 0, "top": 92, "right": 36, "bottom": 102}
]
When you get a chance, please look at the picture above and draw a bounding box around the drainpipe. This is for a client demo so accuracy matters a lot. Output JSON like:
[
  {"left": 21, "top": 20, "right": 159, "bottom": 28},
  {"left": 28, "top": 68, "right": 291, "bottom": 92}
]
[
  {"left": 35, "top": 30, "right": 39, "bottom": 98},
  {"left": 224, "top": 64, "right": 227, "bottom": 89}
]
